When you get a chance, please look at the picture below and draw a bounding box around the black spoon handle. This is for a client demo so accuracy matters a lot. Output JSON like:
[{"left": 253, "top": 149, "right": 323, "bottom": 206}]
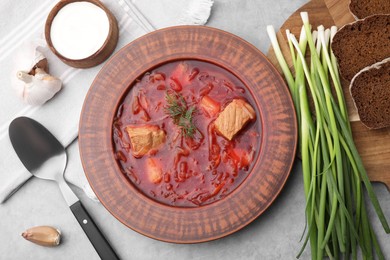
[{"left": 70, "top": 201, "right": 120, "bottom": 260}]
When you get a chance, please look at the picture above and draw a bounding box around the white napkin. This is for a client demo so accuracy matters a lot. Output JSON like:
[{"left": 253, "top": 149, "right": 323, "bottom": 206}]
[{"left": 0, "top": 0, "right": 213, "bottom": 203}]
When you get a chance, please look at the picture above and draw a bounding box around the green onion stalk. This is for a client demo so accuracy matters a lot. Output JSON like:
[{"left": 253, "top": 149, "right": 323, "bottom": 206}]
[{"left": 267, "top": 12, "right": 389, "bottom": 260}]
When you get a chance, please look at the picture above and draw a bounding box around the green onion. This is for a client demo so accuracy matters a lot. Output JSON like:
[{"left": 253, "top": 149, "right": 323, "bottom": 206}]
[{"left": 267, "top": 12, "right": 389, "bottom": 259}]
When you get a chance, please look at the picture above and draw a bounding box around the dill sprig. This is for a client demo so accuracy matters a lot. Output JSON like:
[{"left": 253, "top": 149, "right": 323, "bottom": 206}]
[{"left": 164, "top": 92, "right": 197, "bottom": 138}]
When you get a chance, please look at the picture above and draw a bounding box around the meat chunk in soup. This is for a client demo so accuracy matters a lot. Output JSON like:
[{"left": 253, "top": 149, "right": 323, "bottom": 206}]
[
  {"left": 214, "top": 99, "right": 256, "bottom": 140},
  {"left": 125, "top": 125, "right": 166, "bottom": 157}
]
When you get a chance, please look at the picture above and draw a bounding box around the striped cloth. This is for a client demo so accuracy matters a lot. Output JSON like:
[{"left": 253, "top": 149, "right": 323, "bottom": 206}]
[{"left": 0, "top": 0, "right": 213, "bottom": 202}]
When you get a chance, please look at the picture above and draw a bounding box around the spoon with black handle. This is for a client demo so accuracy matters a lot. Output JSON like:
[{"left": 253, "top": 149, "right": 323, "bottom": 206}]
[{"left": 9, "top": 116, "right": 119, "bottom": 260}]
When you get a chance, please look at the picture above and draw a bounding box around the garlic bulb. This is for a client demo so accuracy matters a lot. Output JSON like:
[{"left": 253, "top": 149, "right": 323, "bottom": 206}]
[
  {"left": 16, "top": 67, "right": 62, "bottom": 106},
  {"left": 12, "top": 42, "right": 62, "bottom": 106},
  {"left": 21, "top": 226, "right": 61, "bottom": 247}
]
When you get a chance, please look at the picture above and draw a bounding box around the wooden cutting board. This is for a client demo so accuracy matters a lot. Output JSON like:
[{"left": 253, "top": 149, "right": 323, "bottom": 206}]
[{"left": 267, "top": 0, "right": 390, "bottom": 190}]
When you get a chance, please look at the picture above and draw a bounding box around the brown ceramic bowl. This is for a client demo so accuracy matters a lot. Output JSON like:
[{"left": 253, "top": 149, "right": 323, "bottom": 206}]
[
  {"left": 79, "top": 26, "right": 297, "bottom": 243},
  {"left": 45, "top": 0, "right": 118, "bottom": 68}
]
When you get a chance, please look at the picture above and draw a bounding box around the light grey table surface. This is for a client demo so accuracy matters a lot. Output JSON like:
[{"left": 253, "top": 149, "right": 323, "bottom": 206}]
[{"left": 1, "top": 0, "right": 389, "bottom": 259}]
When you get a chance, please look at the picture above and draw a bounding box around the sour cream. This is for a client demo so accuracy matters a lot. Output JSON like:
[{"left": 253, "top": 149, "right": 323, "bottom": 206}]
[{"left": 50, "top": 2, "right": 110, "bottom": 60}]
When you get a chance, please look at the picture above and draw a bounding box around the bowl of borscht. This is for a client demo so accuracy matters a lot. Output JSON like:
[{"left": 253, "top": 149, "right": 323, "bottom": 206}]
[{"left": 79, "top": 26, "right": 297, "bottom": 243}]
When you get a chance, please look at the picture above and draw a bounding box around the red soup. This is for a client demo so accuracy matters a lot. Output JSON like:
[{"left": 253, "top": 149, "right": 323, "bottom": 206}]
[{"left": 113, "top": 60, "right": 260, "bottom": 207}]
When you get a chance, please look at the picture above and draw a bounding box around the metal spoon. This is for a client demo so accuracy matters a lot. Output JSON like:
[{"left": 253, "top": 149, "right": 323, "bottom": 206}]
[{"left": 9, "top": 116, "right": 119, "bottom": 260}]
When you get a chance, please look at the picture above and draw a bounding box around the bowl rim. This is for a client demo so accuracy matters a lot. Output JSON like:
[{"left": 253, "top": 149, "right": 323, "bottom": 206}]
[
  {"left": 109, "top": 57, "right": 264, "bottom": 208},
  {"left": 79, "top": 25, "right": 297, "bottom": 243}
]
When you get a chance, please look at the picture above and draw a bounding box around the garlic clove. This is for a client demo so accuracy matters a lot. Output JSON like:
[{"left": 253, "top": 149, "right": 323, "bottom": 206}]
[{"left": 21, "top": 226, "right": 61, "bottom": 247}]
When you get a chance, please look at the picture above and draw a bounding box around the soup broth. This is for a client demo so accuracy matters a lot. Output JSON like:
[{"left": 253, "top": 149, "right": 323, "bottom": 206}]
[{"left": 113, "top": 60, "right": 260, "bottom": 207}]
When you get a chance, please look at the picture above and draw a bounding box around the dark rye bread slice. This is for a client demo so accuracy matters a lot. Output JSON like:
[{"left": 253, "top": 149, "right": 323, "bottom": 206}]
[
  {"left": 349, "top": 0, "right": 390, "bottom": 19},
  {"left": 331, "top": 14, "right": 390, "bottom": 82},
  {"left": 350, "top": 58, "right": 390, "bottom": 129}
]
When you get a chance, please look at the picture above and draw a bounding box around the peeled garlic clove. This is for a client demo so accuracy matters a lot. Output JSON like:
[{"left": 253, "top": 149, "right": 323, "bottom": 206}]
[{"left": 21, "top": 226, "right": 61, "bottom": 247}]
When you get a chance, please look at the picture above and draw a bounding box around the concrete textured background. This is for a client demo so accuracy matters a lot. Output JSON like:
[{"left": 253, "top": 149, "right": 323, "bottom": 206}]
[{"left": 1, "top": 0, "right": 389, "bottom": 259}]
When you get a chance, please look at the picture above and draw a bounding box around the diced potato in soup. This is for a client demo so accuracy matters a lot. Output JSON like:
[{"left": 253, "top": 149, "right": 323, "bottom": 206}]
[
  {"left": 146, "top": 158, "right": 163, "bottom": 184},
  {"left": 200, "top": 95, "right": 220, "bottom": 117}
]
